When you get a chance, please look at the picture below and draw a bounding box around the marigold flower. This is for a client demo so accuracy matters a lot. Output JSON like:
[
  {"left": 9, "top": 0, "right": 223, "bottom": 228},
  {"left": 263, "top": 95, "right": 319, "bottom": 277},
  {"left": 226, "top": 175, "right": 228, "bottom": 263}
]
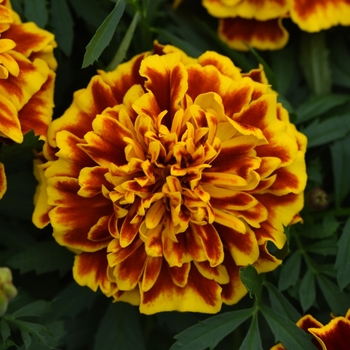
[
  {"left": 0, "top": 0, "right": 56, "bottom": 199},
  {"left": 201, "top": 0, "right": 350, "bottom": 50},
  {"left": 33, "top": 42, "right": 307, "bottom": 314},
  {"left": 0, "top": 267, "right": 18, "bottom": 316},
  {"left": 271, "top": 309, "right": 350, "bottom": 350}
]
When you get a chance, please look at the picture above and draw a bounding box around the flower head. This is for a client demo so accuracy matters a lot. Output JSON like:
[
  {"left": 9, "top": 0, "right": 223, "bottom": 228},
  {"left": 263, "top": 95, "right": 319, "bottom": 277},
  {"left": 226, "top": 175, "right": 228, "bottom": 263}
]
[
  {"left": 201, "top": 0, "right": 350, "bottom": 50},
  {"left": 0, "top": 267, "right": 18, "bottom": 316},
  {"left": 271, "top": 309, "right": 350, "bottom": 350},
  {"left": 33, "top": 42, "right": 307, "bottom": 314},
  {"left": 0, "top": 0, "right": 56, "bottom": 199}
]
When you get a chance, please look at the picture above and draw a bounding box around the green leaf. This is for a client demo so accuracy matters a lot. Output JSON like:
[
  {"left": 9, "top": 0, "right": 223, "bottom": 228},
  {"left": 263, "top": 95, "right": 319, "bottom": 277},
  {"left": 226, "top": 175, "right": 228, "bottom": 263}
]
[
  {"left": 24, "top": 0, "right": 48, "bottom": 28},
  {"left": 335, "top": 217, "right": 350, "bottom": 290},
  {"left": 7, "top": 241, "right": 74, "bottom": 276},
  {"left": 170, "top": 309, "right": 253, "bottom": 350},
  {"left": 330, "top": 36, "right": 350, "bottom": 89},
  {"left": 0, "top": 339, "right": 19, "bottom": 350},
  {"left": 278, "top": 251, "right": 301, "bottom": 291},
  {"left": 107, "top": 11, "right": 140, "bottom": 70},
  {"left": 49, "top": 282, "right": 97, "bottom": 321},
  {"left": 301, "top": 114, "right": 350, "bottom": 148},
  {"left": 295, "top": 94, "right": 350, "bottom": 125},
  {"left": 82, "top": 0, "right": 126, "bottom": 68},
  {"left": 93, "top": 303, "right": 145, "bottom": 350},
  {"left": 260, "top": 305, "right": 315, "bottom": 350},
  {"left": 20, "top": 330, "right": 31, "bottom": 350},
  {"left": 316, "top": 274, "right": 350, "bottom": 315},
  {"left": 239, "top": 314, "right": 262, "bottom": 350},
  {"left": 299, "top": 270, "right": 316, "bottom": 312},
  {"left": 305, "top": 238, "right": 338, "bottom": 256},
  {"left": 331, "top": 136, "right": 350, "bottom": 207},
  {"left": 51, "top": 0, "right": 74, "bottom": 56},
  {"left": 12, "top": 301, "right": 50, "bottom": 319},
  {"left": 0, "top": 130, "right": 43, "bottom": 161},
  {"left": 266, "top": 282, "right": 301, "bottom": 322},
  {"left": 0, "top": 319, "right": 10, "bottom": 344},
  {"left": 299, "top": 32, "right": 331, "bottom": 96},
  {"left": 239, "top": 265, "right": 263, "bottom": 298}
]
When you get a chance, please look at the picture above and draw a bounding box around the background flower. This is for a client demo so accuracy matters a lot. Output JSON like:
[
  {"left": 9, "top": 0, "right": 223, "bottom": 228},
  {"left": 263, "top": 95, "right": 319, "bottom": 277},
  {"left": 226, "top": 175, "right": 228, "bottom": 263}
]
[
  {"left": 33, "top": 42, "right": 307, "bottom": 314},
  {"left": 201, "top": 0, "right": 350, "bottom": 50},
  {"left": 0, "top": 0, "right": 56, "bottom": 199}
]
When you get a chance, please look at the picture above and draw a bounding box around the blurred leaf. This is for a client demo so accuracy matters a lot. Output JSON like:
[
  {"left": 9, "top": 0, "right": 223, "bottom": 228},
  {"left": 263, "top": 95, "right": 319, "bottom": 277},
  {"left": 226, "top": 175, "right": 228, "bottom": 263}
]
[
  {"left": 305, "top": 238, "right": 338, "bottom": 256},
  {"left": 51, "top": 0, "right": 74, "bottom": 56},
  {"left": 24, "top": 0, "right": 48, "bottom": 28},
  {"left": 239, "top": 314, "right": 262, "bottom": 350},
  {"left": 68, "top": 0, "right": 110, "bottom": 28},
  {"left": 248, "top": 45, "right": 278, "bottom": 90},
  {"left": 266, "top": 282, "right": 300, "bottom": 322},
  {"left": 306, "top": 158, "right": 323, "bottom": 184},
  {"left": 12, "top": 301, "right": 50, "bottom": 319},
  {"left": 107, "top": 11, "right": 140, "bottom": 70},
  {"left": 260, "top": 306, "right": 315, "bottom": 350},
  {"left": 330, "top": 36, "right": 350, "bottom": 88},
  {"left": 302, "top": 114, "right": 350, "bottom": 148},
  {"left": 82, "top": 0, "right": 126, "bottom": 68},
  {"left": 278, "top": 252, "right": 301, "bottom": 291},
  {"left": 295, "top": 94, "right": 350, "bottom": 125},
  {"left": 299, "top": 32, "right": 331, "bottom": 96},
  {"left": 0, "top": 339, "right": 18, "bottom": 350},
  {"left": 170, "top": 309, "right": 253, "bottom": 350},
  {"left": 93, "top": 302, "right": 145, "bottom": 350},
  {"left": 0, "top": 130, "right": 43, "bottom": 161},
  {"left": 7, "top": 241, "right": 74, "bottom": 276},
  {"left": 239, "top": 265, "right": 263, "bottom": 298},
  {"left": 331, "top": 136, "right": 350, "bottom": 207},
  {"left": 335, "top": 217, "right": 350, "bottom": 290},
  {"left": 20, "top": 330, "right": 31, "bottom": 350},
  {"left": 49, "top": 282, "right": 97, "bottom": 321},
  {"left": 299, "top": 270, "right": 316, "bottom": 312},
  {"left": 0, "top": 319, "right": 10, "bottom": 344},
  {"left": 316, "top": 274, "right": 350, "bottom": 315}
]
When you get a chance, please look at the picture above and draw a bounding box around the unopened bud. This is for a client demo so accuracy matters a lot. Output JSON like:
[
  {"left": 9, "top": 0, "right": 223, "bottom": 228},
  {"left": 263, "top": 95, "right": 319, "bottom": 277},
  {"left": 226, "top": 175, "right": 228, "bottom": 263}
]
[
  {"left": 0, "top": 267, "right": 18, "bottom": 316},
  {"left": 308, "top": 187, "right": 329, "bottom": 211}
]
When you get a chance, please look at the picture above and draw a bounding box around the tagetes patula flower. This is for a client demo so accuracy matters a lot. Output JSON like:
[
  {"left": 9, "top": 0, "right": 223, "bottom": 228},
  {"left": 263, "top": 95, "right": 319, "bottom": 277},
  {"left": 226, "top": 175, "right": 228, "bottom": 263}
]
[
  {"left": 0, "top": 0, "right": 56, "bottom": 199},
  {"left": 271, "top": 309, "right": 350, "bottom": 350},
  {"left": 33, "top": 42, "right": 307, "bottom": 314},
  {"left": 202, "top": 0, "right": 350, "bottom": 51}
]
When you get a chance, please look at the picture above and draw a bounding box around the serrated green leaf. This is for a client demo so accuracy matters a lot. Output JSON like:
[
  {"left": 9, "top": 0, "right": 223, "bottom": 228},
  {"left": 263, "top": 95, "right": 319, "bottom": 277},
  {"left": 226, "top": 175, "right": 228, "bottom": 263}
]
[
  {"left": 278, "top": 252, "right": 301, "bottom": 291},
  {"left": 331, "top": 136, "right": 350, "bottom": 207},
  {"left": 82, "top": 0, "right": 126, "bottom": 68},
  {"left": 302, "top": 114, "right": 350, "bottom": 148},
  {"left": 170, "top": 309, "right": 253, "bottom": 350},
  {"left": 299, "top": 32, "right": 331, "bottom": 96},
  {"left": 20, "top": 330, "right": 31, "bottom": 350},
  {"left": 93, "top": 303, "right": 145, "bottom": 350},
  {"left": 299, "top": 270, "right": 316, "bottom": 312},
  {"left": 49, "top": 282, "right": 97, "bottom": 321},
  {"left": 12, "top": 301, "right": 50, "bottom": 319},
  {"left": 107, "top": 11, "right": 140, "bottom": 70},
  {"left": 266, "top": 282, "right": 301, "bottom": 322},
  {"left": 295, "top": 94, "right": 350, "bottom": 125},
  {"left": 51, "top": 0, "right": 74, "bottom": 56},
  {"left": 316, "top": 274, "right": 350, "bottom": 315},
  {"left": 0, "top": 130, "right": 43, "bottom": 161},
  {"left": 305, "top": 238, "right": 338, "bottom": 256},
  {"left": 239, "top": 265, "right": 263, "bottom": 298},
  {"left": 260, "top": 305, "right": 315, "bottom": 350},
  {"left": 0, "top": 319, "right": 10, "bottom": 343},
  {"left": 335, "top": 217, "right": 350, "bottom": 290},
  {"left": 7, "top": 241, "right": 74, "bottom": 276},
  {"left": 24, "top": 0, "right": 48, "bottom": 28},
  {"left": 239, "top": 314, "right": 262, "bottom": 350}
]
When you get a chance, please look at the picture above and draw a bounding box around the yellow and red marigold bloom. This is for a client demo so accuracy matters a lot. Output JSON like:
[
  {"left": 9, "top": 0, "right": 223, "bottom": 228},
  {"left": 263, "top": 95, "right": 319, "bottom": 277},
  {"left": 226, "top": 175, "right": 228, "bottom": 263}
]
[
  {"left": 201, "top": 0, "right": 350, "bottom": 50},
  {"left": 0, "top": 0, "right": 56, "bottom": 199},
  {"left": 33, "top": 42, "right": 307, "bottom": 314},
  {"left": 271, "top": 309, "right": 350, "bottom": 350}
]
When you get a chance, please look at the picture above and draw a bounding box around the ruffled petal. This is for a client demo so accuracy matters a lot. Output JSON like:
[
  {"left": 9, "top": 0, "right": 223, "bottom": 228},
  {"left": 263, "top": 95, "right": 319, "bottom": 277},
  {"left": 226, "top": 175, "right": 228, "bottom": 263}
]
[{"left": 0, "top": 162, "right": 7, "bottom": 199}]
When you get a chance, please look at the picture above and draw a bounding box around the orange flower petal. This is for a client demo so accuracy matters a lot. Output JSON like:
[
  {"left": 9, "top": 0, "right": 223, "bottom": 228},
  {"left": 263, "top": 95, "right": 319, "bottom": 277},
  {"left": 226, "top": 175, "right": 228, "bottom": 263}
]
[
  {"left": 141, "top": 256, "right": 162, "bottom": 292},
  {"left": 0, "top": 162, "right": 7, "bottom": 199},
  {"left": 0, "top": 92, "right": 21, "bottom": 142},
  {"left": 218, "top": 17, "right": 289, "bottom": 51},
  {"left": 73, "top": 249, "right": 118, "bottom": 296},
  {"left": 290, "top": 0, "right": 350, "bottom": 32},
  {"left": 140, "top": 262, "right": 222, "bottom": 314}
]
